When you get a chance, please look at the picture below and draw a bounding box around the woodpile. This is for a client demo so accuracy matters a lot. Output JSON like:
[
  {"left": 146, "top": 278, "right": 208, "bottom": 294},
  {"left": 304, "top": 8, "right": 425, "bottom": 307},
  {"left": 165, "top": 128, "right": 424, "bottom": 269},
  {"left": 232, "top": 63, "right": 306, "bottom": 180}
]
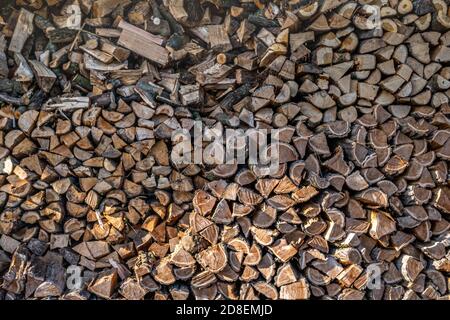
[{"left": 0, "top": 0, "right": 449, "bottom": 301}]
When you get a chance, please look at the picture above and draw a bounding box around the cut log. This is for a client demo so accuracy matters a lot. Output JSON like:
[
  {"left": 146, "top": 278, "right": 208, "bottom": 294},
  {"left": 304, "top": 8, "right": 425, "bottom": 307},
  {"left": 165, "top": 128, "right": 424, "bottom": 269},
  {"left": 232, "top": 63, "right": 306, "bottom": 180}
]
[
  {"left": 279, "top": 279, "right": 310, "bottom": 300},
  {"left": 88, "top": 269, "right": 118, "bottom": 299},
  {"left": 117, "top": 20, "right": 169, "bottom": 66},
  {"left": 8, "top": 9, "right": 34, "bottom": 53}
]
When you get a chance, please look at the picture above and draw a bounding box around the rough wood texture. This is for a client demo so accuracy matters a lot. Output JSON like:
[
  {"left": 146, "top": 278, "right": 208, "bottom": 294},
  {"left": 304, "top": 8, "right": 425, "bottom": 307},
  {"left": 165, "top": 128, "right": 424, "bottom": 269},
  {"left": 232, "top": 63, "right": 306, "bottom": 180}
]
[
  {"left": 8, "top": 9, "right": 34, "bottom": 54},
  {"left": 0, "top": 0, "right": 449, "bottom": 301},
  {"left": 117, "top": 20, "right": 169, "bottom": 66}
]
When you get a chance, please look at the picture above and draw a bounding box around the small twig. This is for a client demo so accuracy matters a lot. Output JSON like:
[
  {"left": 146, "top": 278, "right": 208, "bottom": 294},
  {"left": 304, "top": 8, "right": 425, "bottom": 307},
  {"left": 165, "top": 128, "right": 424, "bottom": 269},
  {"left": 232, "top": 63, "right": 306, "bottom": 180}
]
[
  {"left": 43, "top": 104, "right": 89, "bottom": 111},
  {"left": 95, "top": 209, "right": 105, "bottom": 230},
  {"left": 69, "top": 22, "right": 86, "bottom": 53}
]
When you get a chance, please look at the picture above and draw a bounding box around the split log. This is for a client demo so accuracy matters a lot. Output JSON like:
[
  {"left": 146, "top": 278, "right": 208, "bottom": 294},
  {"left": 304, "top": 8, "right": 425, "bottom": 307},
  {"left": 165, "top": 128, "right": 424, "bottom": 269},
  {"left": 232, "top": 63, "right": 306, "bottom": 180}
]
[
  {"left": 117, "top": 20, "right": 169, "bottom": 66},
  {"left": 8, "top": 9, "right": 34, "bottom": 53}
]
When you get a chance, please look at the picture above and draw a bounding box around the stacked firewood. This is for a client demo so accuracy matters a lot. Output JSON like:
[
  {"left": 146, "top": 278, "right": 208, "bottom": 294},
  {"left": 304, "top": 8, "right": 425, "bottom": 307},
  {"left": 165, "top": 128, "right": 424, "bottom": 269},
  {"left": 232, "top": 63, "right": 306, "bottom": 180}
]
[{"left": 0, "top": 0, "right": 449, "bottom": 300}]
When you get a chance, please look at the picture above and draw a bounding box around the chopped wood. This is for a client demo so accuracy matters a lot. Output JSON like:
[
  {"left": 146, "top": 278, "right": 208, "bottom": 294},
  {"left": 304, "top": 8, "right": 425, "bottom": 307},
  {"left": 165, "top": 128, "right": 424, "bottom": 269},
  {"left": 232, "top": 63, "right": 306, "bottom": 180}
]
[
  {"left": 8, "top": 9, "right": 34, "bottom": 54},
  {"left": 117, "top": 20, "right": 169, "bottom": 66},
  {"left": 0, "top": 0, "right": 449, "bottom": 302},
  {"left": 28, "top": 60, "right": 57, "bottom": 93}
]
